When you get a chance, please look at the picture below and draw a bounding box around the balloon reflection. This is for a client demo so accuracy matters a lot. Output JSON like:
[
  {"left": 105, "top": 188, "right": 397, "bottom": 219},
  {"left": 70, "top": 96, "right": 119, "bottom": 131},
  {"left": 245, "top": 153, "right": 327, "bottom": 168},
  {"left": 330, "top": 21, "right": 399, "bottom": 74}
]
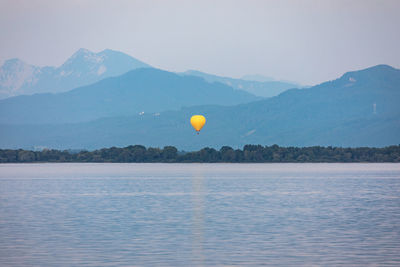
[{"left": 192, "top": 169, "right": 205, "bottom": 266}]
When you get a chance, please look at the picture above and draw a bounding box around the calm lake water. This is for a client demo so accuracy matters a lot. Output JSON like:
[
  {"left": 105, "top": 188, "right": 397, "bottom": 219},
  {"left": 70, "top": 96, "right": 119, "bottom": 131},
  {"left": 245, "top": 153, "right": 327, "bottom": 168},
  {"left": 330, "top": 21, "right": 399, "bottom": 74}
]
[{"left": 0, "top": 163, "right": 400, "bottom": 266}]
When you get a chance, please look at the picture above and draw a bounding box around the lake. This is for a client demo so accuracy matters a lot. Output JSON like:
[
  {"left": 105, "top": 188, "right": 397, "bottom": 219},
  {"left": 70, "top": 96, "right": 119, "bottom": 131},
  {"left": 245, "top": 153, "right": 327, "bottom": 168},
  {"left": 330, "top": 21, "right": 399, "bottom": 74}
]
[{"left": 0, "top": 163, "right": 400, "bottom": 266}]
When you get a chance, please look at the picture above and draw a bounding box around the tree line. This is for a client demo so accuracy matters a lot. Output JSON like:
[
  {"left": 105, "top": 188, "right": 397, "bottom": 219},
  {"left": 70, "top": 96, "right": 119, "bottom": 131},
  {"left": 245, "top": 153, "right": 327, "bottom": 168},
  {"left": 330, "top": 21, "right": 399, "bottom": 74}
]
[{"left": 1, "top": 144, "right": 400, "bottom": 163}]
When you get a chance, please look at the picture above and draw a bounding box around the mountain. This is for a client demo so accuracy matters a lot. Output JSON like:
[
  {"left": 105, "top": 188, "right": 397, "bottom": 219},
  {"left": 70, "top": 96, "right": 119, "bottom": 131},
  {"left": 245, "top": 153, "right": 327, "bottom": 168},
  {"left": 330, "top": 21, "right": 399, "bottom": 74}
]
[
  {"left": 1, "top": 65, "right": 399, "bottom": 150},
  {"left": 241, "top": 74, "right": 302, "bottom": 86},
  {"left": 0, "top": 68, "right": 259, "bottom": 124},
  {"left": 182, "top": 70, "right": 299, "bottom": 97},
  {"left": 0, "top": 48, "right": 150, "bottom": 98},
  {"left": 0, "top": 59, "right": 42, "bottom": 99},
  {"left": 241, "top": 74, "right": 275, "bottom": 82}
]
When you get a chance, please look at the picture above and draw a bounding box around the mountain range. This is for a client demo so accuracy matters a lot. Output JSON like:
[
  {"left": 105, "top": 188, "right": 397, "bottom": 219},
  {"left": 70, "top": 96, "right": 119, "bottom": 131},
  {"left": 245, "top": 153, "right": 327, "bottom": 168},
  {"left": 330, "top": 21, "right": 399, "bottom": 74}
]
[
  {"left": 1, "top": 64, "right": 399, "bottom": 150},
  {"left": 0, "top": 48, "right": 296, "bottom": 99},
  {"left": 0, "top": 48, "right": 150, "bottom": 99},
  {"left": 182, "top": 70, "right": 299, "bottom": 97},
  {"left": 0, "top": 68, "right": 258, "bottom": 124}
]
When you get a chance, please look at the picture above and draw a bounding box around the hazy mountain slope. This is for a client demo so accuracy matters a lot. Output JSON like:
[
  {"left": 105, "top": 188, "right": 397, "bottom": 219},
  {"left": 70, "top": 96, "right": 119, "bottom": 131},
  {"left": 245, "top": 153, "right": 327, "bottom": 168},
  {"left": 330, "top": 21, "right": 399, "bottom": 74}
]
[
  {"left": 0, "top": 68, "right": 259, "bottom": 124},
  {"left": 0, "top": 48, "right": 150, "bottom": 98},
  {"left": 182, "top": 70, "right": 299, "bottom": 97},
  {"left": 241, "top": 74, "right": 275, "bottom": 82},
  {"left": 0, "top": 59, "right": 42, "bottom": 99},
  {"left": 1, "top": 65, "right": 398, "bottom": 150}
]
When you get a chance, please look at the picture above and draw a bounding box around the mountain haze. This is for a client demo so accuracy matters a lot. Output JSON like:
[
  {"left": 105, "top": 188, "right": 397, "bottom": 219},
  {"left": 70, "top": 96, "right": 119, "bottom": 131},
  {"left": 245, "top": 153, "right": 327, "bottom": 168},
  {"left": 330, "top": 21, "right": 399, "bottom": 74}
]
[
  {"left": 0, "top": 68, "right": 258, "bottom": 124},
  {"left": 1, "top": 65, "right": 398, "bottom": 150},
  {"left": 182, "top": 70, "right": 299, "bottom": 97},
  {"left": 0, "top": 48, "right": 150, "bottom": 98}
]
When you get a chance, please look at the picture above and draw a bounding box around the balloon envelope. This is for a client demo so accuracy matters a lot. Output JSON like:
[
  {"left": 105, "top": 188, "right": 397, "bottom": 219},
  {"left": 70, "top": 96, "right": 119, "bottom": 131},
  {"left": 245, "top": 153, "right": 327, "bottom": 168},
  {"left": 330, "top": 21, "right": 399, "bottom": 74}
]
[{"left": 190, "top": 115, "right": 206, "bottom": 132}]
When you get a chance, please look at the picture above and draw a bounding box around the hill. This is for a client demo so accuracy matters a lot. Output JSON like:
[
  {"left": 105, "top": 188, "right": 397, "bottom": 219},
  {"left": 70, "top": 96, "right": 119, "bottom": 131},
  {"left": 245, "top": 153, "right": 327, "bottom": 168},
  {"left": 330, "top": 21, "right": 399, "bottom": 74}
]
[
  {"left": 182, "top": 70, "right": 299, "bottom": 97},
  {"left": 1, "top": 64, "right": 398, "bottom": 150},
  {"left": 0, "top": 68, "right": 259, "bottom": 124}
]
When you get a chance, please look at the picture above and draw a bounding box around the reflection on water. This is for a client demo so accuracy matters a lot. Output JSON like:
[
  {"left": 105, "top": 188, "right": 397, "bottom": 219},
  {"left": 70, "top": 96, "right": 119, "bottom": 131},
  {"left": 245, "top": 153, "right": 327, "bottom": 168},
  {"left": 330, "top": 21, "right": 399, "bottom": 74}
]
[
  {"left": 192, "top": 171, "right": 205, "bottom": 266},
  {"left": 0, "top": 163, "right": 400, "bottom": 266}
]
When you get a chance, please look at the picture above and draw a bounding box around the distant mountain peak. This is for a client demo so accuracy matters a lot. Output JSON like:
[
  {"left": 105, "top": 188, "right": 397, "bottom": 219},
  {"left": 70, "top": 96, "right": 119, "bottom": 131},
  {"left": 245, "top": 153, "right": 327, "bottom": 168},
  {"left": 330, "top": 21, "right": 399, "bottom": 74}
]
[
  {"left": 365, "top": 64, "right": 396, "bottom": 71},
  {"left": 62, "top": 48, "right": 104, "bottom": 67},
  {"left": 339, "top": 64, "right": 399, "bottom": 83},
  {"left": 2, "top": 58, "right": 29, "bottom": 69},
  {"left": 0, "top": 48, "right": 152, "bottom": 98},
  {"left": 99, "top": 48, "right": 121, "bottom": 55},
  {"left": 66, "top": 48, "right": 94, "bottom": 61},
  {"left": 0, "top": 58, "right": 39, "bottom": 96},
  {"left": 342, "top": 64, "right": 398, "bottom": 76},
  {"left": 4, "top": 58, "right": 24, "bottom": 64},
  {"left": 74, "top": 48, "right": 93, "bottom": 55}
]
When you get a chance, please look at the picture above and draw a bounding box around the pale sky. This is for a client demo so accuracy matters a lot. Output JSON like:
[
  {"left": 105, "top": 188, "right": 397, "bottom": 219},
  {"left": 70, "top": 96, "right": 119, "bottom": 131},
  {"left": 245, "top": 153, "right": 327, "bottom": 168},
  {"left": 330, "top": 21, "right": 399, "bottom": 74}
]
[{"left": 0, "top": 0, "right": 399, "bottom": 85}]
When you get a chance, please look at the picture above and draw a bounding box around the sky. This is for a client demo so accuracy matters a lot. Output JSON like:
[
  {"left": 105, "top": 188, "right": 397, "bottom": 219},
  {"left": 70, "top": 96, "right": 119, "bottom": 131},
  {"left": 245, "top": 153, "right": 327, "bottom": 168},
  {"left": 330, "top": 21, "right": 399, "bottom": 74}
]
[{"left": 0, "top": 0, "right": 399, "bottom": 85}]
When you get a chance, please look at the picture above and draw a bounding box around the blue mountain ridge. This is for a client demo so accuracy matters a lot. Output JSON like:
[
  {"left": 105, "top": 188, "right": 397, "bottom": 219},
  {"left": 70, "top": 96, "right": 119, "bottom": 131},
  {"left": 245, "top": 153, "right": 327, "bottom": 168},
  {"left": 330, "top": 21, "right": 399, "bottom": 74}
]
[
  {"left": 1, "top": 48, "right": 293, "bottom": 99},
  {"left": 1, "top": 64, "right": 398, "bottom": 150},
  {"left": 0, "top": 68, "right": 259, "bottom": 124},
  {"left": 182, "top": 70, "right": 299, "bottom": 97}
]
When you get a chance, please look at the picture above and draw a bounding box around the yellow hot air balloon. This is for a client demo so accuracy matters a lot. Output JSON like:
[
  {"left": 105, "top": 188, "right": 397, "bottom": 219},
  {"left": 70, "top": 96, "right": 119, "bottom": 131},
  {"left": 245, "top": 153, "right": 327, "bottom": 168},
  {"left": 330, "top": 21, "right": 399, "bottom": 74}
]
[{"left": 190, "top": 115, "right": 206, "bottom": 134}]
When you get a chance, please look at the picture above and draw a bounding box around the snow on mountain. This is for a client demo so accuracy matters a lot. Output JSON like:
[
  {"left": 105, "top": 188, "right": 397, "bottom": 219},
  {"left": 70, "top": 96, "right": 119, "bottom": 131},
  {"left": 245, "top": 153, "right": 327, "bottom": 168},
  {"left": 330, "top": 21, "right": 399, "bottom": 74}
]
[
  {"left": 0, "top": 49, "right": 151, "bottom": 99},
  {"left": 0, "top": 59, "right": 43, "bottom": 98}
]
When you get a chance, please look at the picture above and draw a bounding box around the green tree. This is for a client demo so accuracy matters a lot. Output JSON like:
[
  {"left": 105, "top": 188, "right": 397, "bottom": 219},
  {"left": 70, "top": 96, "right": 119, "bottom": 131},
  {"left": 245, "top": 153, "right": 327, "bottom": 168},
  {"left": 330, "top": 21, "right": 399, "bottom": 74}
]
[
  {"left": 162, "top": 146, "right": 178, "bottom": 162},
  {"left": 17, "top": 150, "right": 35, "bottom": 162},
  {"left": 220, "top": 146, "right": 235, "bottom": 162}
]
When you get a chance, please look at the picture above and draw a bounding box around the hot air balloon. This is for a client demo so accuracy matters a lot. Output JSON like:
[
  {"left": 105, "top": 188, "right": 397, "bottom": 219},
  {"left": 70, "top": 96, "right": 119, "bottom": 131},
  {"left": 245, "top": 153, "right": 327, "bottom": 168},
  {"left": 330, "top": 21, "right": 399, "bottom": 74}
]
[{"left": 190, "top": 115, "right": 206, "bottom": 134}]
